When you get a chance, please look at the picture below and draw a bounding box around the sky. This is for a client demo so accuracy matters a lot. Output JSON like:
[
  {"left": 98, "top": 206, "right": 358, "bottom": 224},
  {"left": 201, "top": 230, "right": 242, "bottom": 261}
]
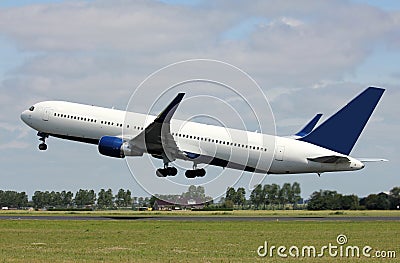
[{"left": 0, "top": 0, "right": 399, "bottom": 200}]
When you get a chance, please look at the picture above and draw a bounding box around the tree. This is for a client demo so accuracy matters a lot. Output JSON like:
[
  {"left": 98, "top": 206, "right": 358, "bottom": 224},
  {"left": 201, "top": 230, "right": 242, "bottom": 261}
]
[
  {"left": 225, "top": 187, "right": 236, "bottom": 202},
  {"left": 364, "top": 193, "right": 390, "bottom": 210},
  {"left": 60, "top": 191, "right": 74, "bottom": 207},
  {"left": 307, "top": 190, "right": 343, "bottom": 210},
  {"left": 389, "top": 186, "right": 400, "bottom": 209},
  {"left": 75, "top": 189, "right": 96, "bottom": 207},
  {"left": 223, "top": 199, "right": 234, "bottom": 209},
  {"left": 340, "top": 195, "right": 359, "bottom": 210},
  {"left": 49, "top": 191, "right": 62, "bottom": 207},
  {"left": 291, "top": 182, "right": 301, "bottom": 209},
  {"left": 235, "top": 187, "right": 246, "bottom": 208},
  {"left": 250, "top": 184, "right": 264, "bottom": 209},
  {"left": 184, "top": 185, "right": 206, "bottom": 200},
  {"left": 280, "top": 183, "right": 292, "bottom": 208},
  {"left": 138, "top": 197, "right": 145, "bottom": 207},
  {"left": 115, "top": 189, "right": 132, "bottom": 207},
  {"left": 0, "top": 191, "right": 28, "bottom": 208},
  {"left": 32, "top": 191, "right": 46, "bottom": 209},
  {"left": 390, "top": 187, "right": 400, "bottom": 197},
  {"left": 269, "top": 184, "right": 280, "bottom": 209},
  {"left": 149, "top": 195, "right": 158, "bottom": 208},
  {"left": 97, "top": 189, "right": 114, "bottom": 209},
  {"left": 144, "top": 197, "right": 150, "bottom": 207}
]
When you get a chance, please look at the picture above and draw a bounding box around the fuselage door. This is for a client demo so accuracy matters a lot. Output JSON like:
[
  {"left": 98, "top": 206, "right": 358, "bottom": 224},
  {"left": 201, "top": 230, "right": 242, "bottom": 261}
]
[
  {"left": 275, "top": 146, "right": 285, "bottom": 161},
  {"left": 42, "top": 108, "right": 53, "bottom": 121}
]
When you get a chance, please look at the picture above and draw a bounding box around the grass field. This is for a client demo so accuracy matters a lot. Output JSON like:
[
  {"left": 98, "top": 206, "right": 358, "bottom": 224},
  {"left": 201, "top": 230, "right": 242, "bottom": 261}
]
[{"left": 0, "top": 211, "right": 399, "bottom": 262}]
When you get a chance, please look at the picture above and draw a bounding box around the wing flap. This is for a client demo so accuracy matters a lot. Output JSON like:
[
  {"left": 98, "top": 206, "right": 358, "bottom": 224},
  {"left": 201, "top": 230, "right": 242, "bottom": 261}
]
[{"left": 307, "top": 155, "right": 350, "bottom": 164}]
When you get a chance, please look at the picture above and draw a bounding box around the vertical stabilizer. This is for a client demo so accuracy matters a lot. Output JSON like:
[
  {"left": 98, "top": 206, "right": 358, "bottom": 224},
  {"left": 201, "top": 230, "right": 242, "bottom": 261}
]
[{"left": 299, "top": 87, "right": 385, "bottom": 155}]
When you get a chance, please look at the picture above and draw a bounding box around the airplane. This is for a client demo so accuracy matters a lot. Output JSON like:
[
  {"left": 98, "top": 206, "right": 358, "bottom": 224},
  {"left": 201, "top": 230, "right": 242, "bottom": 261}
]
[{"left": 20, "top": 87, "right": 386, "bottom": 178}]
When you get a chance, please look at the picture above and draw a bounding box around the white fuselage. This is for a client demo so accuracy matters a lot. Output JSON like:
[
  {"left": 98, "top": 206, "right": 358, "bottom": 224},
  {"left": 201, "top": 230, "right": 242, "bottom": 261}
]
[{"left": 20, "top": 101, "right": 365, "bottom": 175}]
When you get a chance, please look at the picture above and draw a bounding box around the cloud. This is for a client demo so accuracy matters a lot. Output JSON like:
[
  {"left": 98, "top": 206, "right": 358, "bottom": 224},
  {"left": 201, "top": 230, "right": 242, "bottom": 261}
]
[
  {"left": 0, "top": 0, "right": 398, "bottom": 96},
  {"left": 0, "top": 0, "right": 232, "bottom": 52},
  {"left": 0, "top": 140, "right": 30, "bottom": 150}
]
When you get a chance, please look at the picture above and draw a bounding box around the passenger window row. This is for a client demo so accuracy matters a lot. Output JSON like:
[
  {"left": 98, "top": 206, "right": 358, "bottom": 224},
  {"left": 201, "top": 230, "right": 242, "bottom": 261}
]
[
  {"left": 171, "top": 132, "right": 267, "bottom": 152},
  {"left": 52, "top": 113, "right": 266, "bottom": 151},
  {"left": 54, "top": 112, "right": 97, "bottom": 123}
]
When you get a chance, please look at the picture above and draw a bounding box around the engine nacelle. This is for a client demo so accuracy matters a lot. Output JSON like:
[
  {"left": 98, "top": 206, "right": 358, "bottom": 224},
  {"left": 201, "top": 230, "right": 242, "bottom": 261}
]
[{"left": 98, "top": 136, "right": 125, "bottom": 158}]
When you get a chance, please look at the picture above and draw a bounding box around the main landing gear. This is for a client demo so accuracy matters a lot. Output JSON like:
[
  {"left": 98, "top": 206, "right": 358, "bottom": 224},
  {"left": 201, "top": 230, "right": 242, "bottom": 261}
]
[
  {"left": 185, "top": 168, "right": 206, "bottom": 178},
  {"left": 38, "top": 132, "right": 48, "bottom": 151},
  {"left": 156, "top": 165, "right": 178, "bottom": 177},
  {"left": 156, "top": 163, "right": 207, "bottom": 178},
  {"left": 184, "top": 164, "right": 206, "bottom": 179}
]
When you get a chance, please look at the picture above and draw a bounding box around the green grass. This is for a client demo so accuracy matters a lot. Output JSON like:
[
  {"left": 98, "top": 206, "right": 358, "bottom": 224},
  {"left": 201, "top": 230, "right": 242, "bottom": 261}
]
[{"left": 0, "top": 219, "right": 398, "bottom": 262}]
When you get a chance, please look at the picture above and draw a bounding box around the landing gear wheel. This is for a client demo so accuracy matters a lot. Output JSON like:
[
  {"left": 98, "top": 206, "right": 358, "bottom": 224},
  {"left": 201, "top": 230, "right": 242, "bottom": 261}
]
[
  {"left": 38, "top": 143, "right": 47, "bottom": 151},
  {"left": 156, "top": 166, "right": 178, "bottom": 177},
  {"left": 166, "top": 167, "right": 177, "bottom": 176},
  {"left": 185, "top": 170, "right": 196, "bottom": 179},
  {"left": 185, "top": 168, "right": 206, "bottom": 178},
  {"left": 197, "top": 168, "right": 206, "bottom": 177},
  {"left": 156, "top": 169, "right": 168, "bottom": 177}
]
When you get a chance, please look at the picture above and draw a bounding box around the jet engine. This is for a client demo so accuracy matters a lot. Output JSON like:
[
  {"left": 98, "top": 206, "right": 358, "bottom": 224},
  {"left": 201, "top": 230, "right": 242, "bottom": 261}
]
[
  {"left": 98, "top": 136, "right": 125, "bottom": 158},
  {"left": 98, "top": 136, "right": 144, "bottom": 158}
]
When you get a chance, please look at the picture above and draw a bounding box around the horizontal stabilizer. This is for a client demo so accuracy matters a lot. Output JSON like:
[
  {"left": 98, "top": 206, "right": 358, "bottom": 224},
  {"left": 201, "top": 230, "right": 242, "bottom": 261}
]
[
  {"left": 295, "top": 113, "right": 323, "bottom": 137},
  {"left": 357, "top": 158, "right": 388, "bottom": 162},
  {"left": 300, "top": 87, "right": 385, "bottom": 155},
  {"left": 307, "top": 155, "right": 350, "bottom": 164}
]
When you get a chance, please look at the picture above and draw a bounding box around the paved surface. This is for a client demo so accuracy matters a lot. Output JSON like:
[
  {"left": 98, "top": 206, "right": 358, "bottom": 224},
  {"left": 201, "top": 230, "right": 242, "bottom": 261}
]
[{"left": 1, "top": 215, "right": 400, "bottom": 221}]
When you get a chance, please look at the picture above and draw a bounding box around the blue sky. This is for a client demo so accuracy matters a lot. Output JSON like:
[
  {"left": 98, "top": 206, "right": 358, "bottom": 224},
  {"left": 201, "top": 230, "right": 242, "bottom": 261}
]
[{"left": 0, "top": 0, "right": 399, "bottom": 199}]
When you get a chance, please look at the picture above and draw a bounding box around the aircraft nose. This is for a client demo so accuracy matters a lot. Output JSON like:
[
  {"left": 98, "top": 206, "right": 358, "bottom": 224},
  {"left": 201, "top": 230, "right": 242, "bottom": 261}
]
[{"left": 20, "top": 110, "right": 31, "bottom": 124}]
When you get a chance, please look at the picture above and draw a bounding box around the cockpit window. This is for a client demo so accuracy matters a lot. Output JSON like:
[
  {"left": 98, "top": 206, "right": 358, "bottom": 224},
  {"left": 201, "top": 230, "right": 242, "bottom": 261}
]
[{"left": 29, "top": 106, "right": 35, "bottom": 111}]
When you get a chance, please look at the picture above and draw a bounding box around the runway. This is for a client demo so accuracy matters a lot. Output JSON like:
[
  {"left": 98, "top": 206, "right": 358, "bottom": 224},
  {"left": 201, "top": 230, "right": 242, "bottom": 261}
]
[{"left": 1, "top": 215, "right": 400, "bottom": 221}]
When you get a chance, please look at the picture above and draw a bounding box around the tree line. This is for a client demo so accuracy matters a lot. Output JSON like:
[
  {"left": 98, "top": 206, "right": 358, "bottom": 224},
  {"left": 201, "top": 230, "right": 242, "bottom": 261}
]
[
  {"left": 221, "top": 182, "right": 302, "bottom": 209},
  {"left": 308, "top": 186, "right": 400, "bottom": 210},
  {"left": 222, "top": 184, "right": 400, "bottom": 210},
  {"left": 0, "top": 189, "right": 143, "bottom": 209},
  {"left": 1, "top": 185, "right": 399, "bottom": 210}
]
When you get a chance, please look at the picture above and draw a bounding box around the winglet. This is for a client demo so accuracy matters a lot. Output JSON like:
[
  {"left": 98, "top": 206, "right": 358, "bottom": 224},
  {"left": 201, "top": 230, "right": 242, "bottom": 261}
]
[
  {"left": 295, "top": 113, "right": 323, "bottom": 137},
  {"left": 300, "top": 87, "right": 385, "bottom": 155},
  {"left": 154, "top": 93, "right": 185, "bottom": 123}
]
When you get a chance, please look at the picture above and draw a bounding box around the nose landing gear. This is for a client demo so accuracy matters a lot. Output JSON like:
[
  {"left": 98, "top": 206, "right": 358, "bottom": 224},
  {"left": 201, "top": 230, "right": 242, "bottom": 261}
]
[{"left": 38, "top": 132, "right": 48, "bottom": 151}]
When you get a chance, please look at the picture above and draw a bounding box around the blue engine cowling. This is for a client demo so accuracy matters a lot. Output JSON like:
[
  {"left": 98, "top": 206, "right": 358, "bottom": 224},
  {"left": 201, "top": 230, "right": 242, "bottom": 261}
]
[{"left": 98, "top": 136, "right": 125, "bottom": 158}]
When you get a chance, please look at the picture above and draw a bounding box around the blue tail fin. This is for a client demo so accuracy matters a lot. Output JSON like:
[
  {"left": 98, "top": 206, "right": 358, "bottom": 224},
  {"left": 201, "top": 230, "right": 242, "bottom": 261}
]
[
  {"left": 299, "top": 87, "right": 385, "bottom": 155},
  {"left": 295, "top": 113, "right": 323, "bottom": 137}
]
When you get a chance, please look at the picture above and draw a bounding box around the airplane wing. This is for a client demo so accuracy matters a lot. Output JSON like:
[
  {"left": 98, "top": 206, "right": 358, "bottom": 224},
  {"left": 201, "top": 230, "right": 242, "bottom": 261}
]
[
  {"left": 307, "top": 155, "right": 350, "bottom": 164},
  {"left": 126, "top": 93, "right": 186, "bottom": 162}
]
